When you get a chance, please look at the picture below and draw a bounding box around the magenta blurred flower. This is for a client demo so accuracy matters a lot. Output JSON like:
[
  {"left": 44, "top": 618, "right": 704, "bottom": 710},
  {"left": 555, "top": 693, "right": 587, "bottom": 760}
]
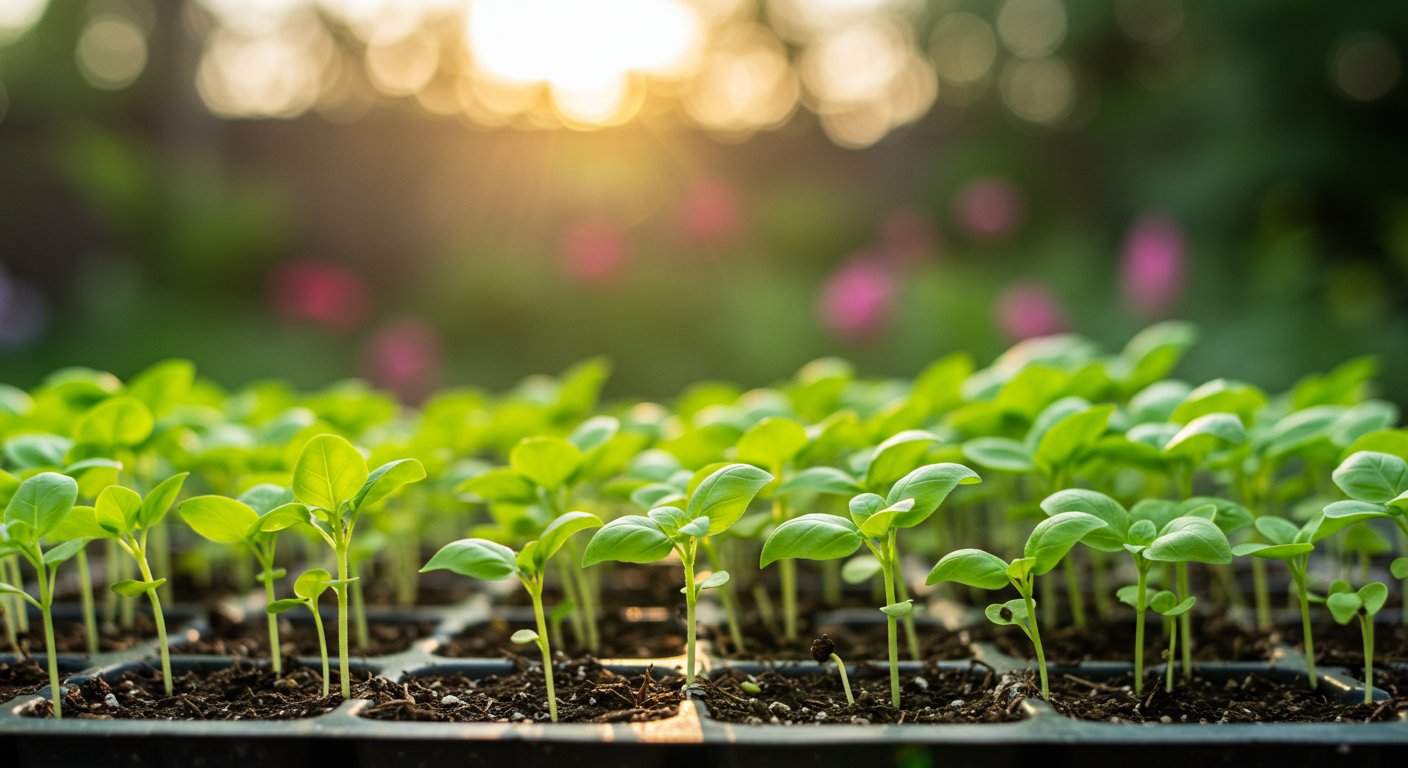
[
  {"left": 360, "top": 316, "right": 442, "bottom": 402},
  {"left": 818, "top": 256, "right": 897, "bottom": 344},
  {"left": 269, "top": 260, "right": 371, "bottom": 331},
  {"left": 1121, "top": 212, "right": 1187, "bottom": 317},
  {"left": 954, "top": 177, "right": 1025, "bottom": 241},
  {"left": 677, "top": 177, "right": 742, "bottom": 246},
  {"left": 878, "top": 207, "right": 938, "bottom": 265},
  {"left": 995, "top": 281, "right": 1069, "bottom": 341},
  {"left": 560, "top": 217, "right": 628, "bottom": 282}
]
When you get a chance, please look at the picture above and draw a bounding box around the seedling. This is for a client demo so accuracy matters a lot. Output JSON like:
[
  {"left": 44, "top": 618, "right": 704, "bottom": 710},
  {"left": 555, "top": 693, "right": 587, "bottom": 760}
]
[
  {"left": 1326, "top": 580, "right": 1388, "bottom": 704},
  {"left": 422, "top": 511, "right": 602, "bottom": 722},
  {"left": 0, "top": 472, "right": 85, "bottom": 718},
  {"left": 266, "top": 569, "right": 335, "bottom": 697},
  {"left": 810, "top": 633, "right": 853, "bottom": 706},
  {"left": 87, "top": 474, "right": 188, "bottom": 696},
  {"left": 1115, "top": 586, "right": 1195, "bottom": 693},
  {"left": 179, "top": 485, "right": 304, "bottom": 674},
  {"left": 927, "top": 511, "right": 1107, "bottom": 699},
  {"left": 584, "top": 463, "right": 772, "bottom": 687},
  {"left": 272, "top": 434, "right": 426, "bottom": 697},
  {"left": 1041, "top": 490, "right": 1231, "bottom": 694},
  {"left": 734, "top": 416, "right": 809, "bottom": 641},
  {"left": 762, "top": 463, "right": 981, "bottom": 706}
]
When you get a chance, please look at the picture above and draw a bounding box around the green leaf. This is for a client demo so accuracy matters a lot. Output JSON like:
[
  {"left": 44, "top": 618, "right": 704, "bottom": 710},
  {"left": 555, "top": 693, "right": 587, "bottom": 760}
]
[
  {"left": 74, "top": 396, "right": 154, "bottom": 447},
  {"left": 880, "top": 600, "right": 913, "bottom": 618},
  {"left": 1361, "top": 582, "right": 1389, "bottom": 615},
  {"left": 1341, "top": 429, "right": 1408, "bottom": 464},
  {"left": 47, "top": 505, "right": 108, "bottom": 541},
  {"left": 1160, "top": 595, "right": 1196, "bottom": 617},
  {"left": 266, "top": 599, "right": 307, "bottom": 615},
  {"left": 1326, "top": 592, "right": 1361, "bottom": 625},
  {"left": 1333, "top": 451, "right": 1408, "bottom": 503},
  {"left": 4, "top": 472, "right": 78, "bottom": 540},
  {"left": 1254, "top": 515, "right": 1301, "bottom": 545},
  {"left": 582, "top": 516, "right": 675, "bottom": 566},
  {"left": 865, "top": 430, "right": 938, "bottom": 491},
  {"left": 126, "top": 359, "right": 195, "bottom": 414},
  {"left": 569, "top": 415, "right": 619, "bottom": 452},
  {"left": 759, "top": 514, "right": 862, "bottom": 567},
  {"left": 1130, "top": 499, "right": 1182, "bottom": 531},
  {"left": 95, "top": 485, "right": 140, "bottom": 534},
  {"left": 985, "top": 598, "right": 1029, "bottom": 627},
  {"left": 1039, "top": 489, "right": 1129, "bottom": 553},
  {"left": 884, "top": 463, "right": 981, "bottom": 528},
  {"left": 1392, "top": 558, "right": 1408, "bottom": 581},
  {"left": 42, "top": 538, "right": 89, "bottom": 566},
  {"left": 1034, "top": 404, "right": 1114, "bottom": 473},
  {"left": 293, "top": 568, "right": 332, "bottom": 601},
  {"left": 841, "top": 555, "right": 882, "bottom": 584},
  {"left": 180, "top": 496, "right": 259, "bottom": 545},
  {"left": 1172, "top": 380, "right": 1266, "bottom": 424},
  {"left": 510, "top": 436, "right": 582, "bottom": 491},
  {"left": 647, "top": 506, "right": 691, "bottom": 535},
  {"left": 139, "top": 473, "right": 188, "bottom": 529},
  {"left": 457, "top": 468, "right": 537, "bottom": 504},
  {"left": 1163, "top": 412, "right": 1245, "bottom": 457},
  {"left": 961, "top": 437, "right": 1035, "bottom": 473},
  {"left": 735, "top": 417, "right": 809, "bottom": 469},
  {"left": 1263, "top": 407, "right": 1342, "bottom": 458},
  {"left": 631, "top": 482, "right": 687, "bottom": 510},
  {"left": 253, "top": 503, "right": 311, "bottom": 534},
  {"left": 687, "top": 463, "right": 773, "bottom": 536},
  {"left": 1231, "top": 541, "right": 1314, "bottom": 561},
  {"left": 1114, "top": 585, "right": 1140, "bottom": 608},
  {"left": 1120, "top": 321, "right": 1197, "bottom": 391},
  {"left": 112, "top": 578, "right": 166, "bottom": 597},
  {"left": 1145, "top": 516, "right": 1231, "bottom": 565},
  {"left": 777, "top": 467, "right": 863, "bottom": 497},
  {"left": 925, "top": 548, "right": 1010, "bottom": 589},
  {"left": 678, "top": 515, "right": 712, "bottom": 539},
  {"left": 535, "top": 511, "right": 603, "bottom": 565},
  {"left": 1182, "top": 497, "right": 1253, "bottom": 534},
  {"left": 237, "top": 484, "right": 294, "bottom": 516},
  {"left": 1023, "top": 511, "right": 1107, "bottom": 576},
  {"left": 353, "top": 458, "right": 426, "bottom": 510},
  {"left": 4, "top": 434, "right": 70, "bottom": 469},
  {"left": 511, "top": 629, "right": 540, "bottom": 644},
  {"left": 293, "top": 434, "right": 368, "bottom": 512},
  {"left": 65, "top": 458, "right": 121, "bottom": 499},
  {"left": 698, "top": 570, "right": 730, "bottom": 591},
  {"left": 421, "top": 538, "right": 519, "bottom": 580}
]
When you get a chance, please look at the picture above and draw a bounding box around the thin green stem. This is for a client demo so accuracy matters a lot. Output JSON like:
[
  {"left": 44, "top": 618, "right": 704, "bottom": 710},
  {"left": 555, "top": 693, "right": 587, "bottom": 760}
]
[
  {"left": 76, "top": 549, "right": 98, "bottom": 656},
  {"left": 36, "top": 561, "right": 60, "bottom": 719},
  {"left": 1165, "top": 617, "right": 1177, "bottom": 694},
  {"left": 135, "top": 552, "right": 172, "bottom": 696},
  {"left": 683, "top": 550, "right": 699, "bottom": 687},
  {"left": 101, "top": 542, "right": 118, "bottom": 625},
  {"left": 554, "top": 557, "right": 585, "bottom": 647},
  {"left": 892, "top": 554, "right": 920, "bottom": 661},
  {"left": 311, "top": 604, "right": 330, "bottom": 698},
  {"left": 881, "top": 534, "right": 900, "bottom": 709},
  {"left": 351, "top": 559, "right": 369, "bottom": 650},
  {"left": 1063, "top": 555, "right": 1086, "bottom": 629},
  {"left": 1362, "top": 615, "right": 1374, "bottom": 706},
  {"left": 700, "top": 538, "right": 745, "bottom": 653},
  {"left": 8, "top": 557, "right": 29, "bottom": 633},
  {"left": 1134, "top": 565, "right": 1148, "bottom": 695},
  {"left": 261, "top": 560, "right": 282, "bottom": 675},
  {"left": 529, "top": 580, "right": 558, "bottom": 722},
  {"left": 564, "top": 540, "right": 599, "bottom": 653},
  {"left": 1176, "top": 563, "right": 1192, "bottom": 681},
  {"left": 336, "top": 544, "right": 351, "bottom": 698},
  {"left": 829, "top": 653, "right": 854, "bottom": 705},
  {"left": 1294, "top": 567, "right": 1318, "bottom": 689},
  {"left": 1022, "top": 583, "right": 1048, "bottom": 700}
]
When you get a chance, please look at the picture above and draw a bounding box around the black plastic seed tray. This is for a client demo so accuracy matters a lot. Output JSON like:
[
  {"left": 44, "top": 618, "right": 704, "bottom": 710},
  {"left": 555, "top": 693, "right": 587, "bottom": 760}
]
[{"left": 3, "top": 591, "right": 1408, "bottom": 768}]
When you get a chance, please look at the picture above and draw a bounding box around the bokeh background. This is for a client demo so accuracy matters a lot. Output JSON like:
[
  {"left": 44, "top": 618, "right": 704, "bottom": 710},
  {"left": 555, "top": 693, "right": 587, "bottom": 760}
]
[{"left": 1, "top": 0, "right": 1406, "bottom": 402}]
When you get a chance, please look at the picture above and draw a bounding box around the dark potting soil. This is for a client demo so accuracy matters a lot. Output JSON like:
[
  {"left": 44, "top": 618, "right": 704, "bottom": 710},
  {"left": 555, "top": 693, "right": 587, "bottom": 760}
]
[
  {"left": 1042, "top": 671, "right": 1395, "bottom": 723},
  {"left": 982, "top": 616, "right": 1275, "bottom": 664},
  {"left": 708, "top": 621, "right": 974, "bottom": 661},
  {"left": 361, "top": 581, "right": 474, "bottom": 607},
  {"left": 172, "top": 610, "right": 434, "bottom": 657},
  {"left": 1358, "top": 666, "right": 1408, "bottom": 706},
  {"left": 12, "top": 614, "right": 163, "bottom": 655},
  {"left": 0, "top": 660, "right": 52, "bottom": 702},
  {"left": 1290, "top": 621, "right": 1408, "bottom": 667},
  {"left": 359, "top": 660, "right": 683, "bottom": 723},
  {"left": 27, "top": 662, "right": 372, "bottom": 720},
  {"left": 701, "top": 664, "right": 1026, "bottom": 725},
  {"left": 444, "top": 614, "right": 685, "bottom": 659}
]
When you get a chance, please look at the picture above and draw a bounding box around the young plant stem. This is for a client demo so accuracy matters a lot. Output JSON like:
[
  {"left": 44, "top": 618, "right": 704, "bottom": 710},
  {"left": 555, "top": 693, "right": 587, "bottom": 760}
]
[
  {"left": 563, "top": 540, "right": 599, "bottom": 653},
  {"left": 1022, "top": 583, "right": 1048, "bottom": 700},
  {"left": 821, "top": 559, "right": 842, "bottom": 607},
  {"left": 1361, "top": 614, "right": 1374, "bottom": 705},
  {"left": 119, "top": 556, "right": 135, "bottom": 629},
  {"left": 774, "top": 499, "right": 797, "bottom": 641},
  {"left": 35, "top": 558, "right": 60, "bottom": 718},
  {"left": 311, "top": 605, "right": 330, "bottom": 698},
  {"left": 351, "top": 560, "right": 370, "bottom": 650},
  {"left": 2, "top": 599, "right": 17, "bottom": 655},
  {"left": 891, "top": 556, "right": 921, "bottom": 661},
  {"left": 1133, "top": 565, "right": 1149, "bottom": 695},
  {"left": 7, "top": 557, "right": 29, "bottom": 633},
  {"left": 751, "top": 584, "right": 778, "bottom": 632},
  {"left": 554, "top": 557, "right": 586, "bottom": 647},
  {"left": 260, "top": 560, "right": 283, "bottom": 675},
  {"left": 1063, "top": 555, "right": 1086, "bottom": 629},
  {"left": 700, "top": 538, "right": 745, "bottom": 652},
  {"left": 880, "top": 532, "right": 900, "bottom": 708},
  {"left": 101, "top": 542, "right": 118, "bottom": 625},
  {"left": 75, "top": 549, "right": 98, "bottom": 656},
  {"left": 682, "top": 548, "right": 699, "bottom": 687},
  {"left": 135, "top": 551, "right": 172, "bottom": 696},
  {"left": 1165, "top": 618, "right": 1178, "bottom": 694},
  {"left": 829, "top": 653, "right": 855, "bottom": 705},
  {"left": 1293, "top": 567, "right": 1318, "bottom": 689},
  {"left": 1090, "top": 550, "right": 1112, "bottom": 621},
  {"left": 1176, "top": 563, "right": 1192, "bottom": 681},
  {"left": 335, "top": 544, "right": 351, "bottom": 698},
  {"left": 528, "top": 580, "right": 558, "bottom": 722},
  {"left": 1251, "top": 556, "right": 1271, "bottom": 630},
  {"left": 152, "top": 519, "right": 172, "bottom": 603}
]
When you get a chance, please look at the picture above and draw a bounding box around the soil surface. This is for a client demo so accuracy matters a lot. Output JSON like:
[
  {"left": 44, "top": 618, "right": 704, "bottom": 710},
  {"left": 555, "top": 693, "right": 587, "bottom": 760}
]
[
  {"left": 444, "top": 615, "right": 685, "bottom": 659},
  {"left": 1360, "top": 666, "right": 1408, "bottom": 704},
  {"left": 1043, "top": 671, "right": 1396, "bottom": 723},
  {"left": 11, "top": 615, "right": 165, "bottom": 656},
  {"left": 702, "top": 664, "right": 1026, "bottom": 725},
  {"left": 361, "top": 581, "right": 474, "bottom": 607},
  {"left": 27, "top": 662, "right": 372, "bottom": 720},
  {"left": 0, "top": 660, "right": 53, "bottom": 702},
  {"left": 1291, "top": 621, "right": 1408, "bottom": 667},
  {"left": 981, "top": 616, "right": 1275, "bottom": 664},
  {"left": 359, "top": 659, "right": 683, "bottom": 723},
  {"left": 709, "top": 622, "right": 974, "bottom": 661},
  {"left": 172, "top": 610, "right": 435, "bottom": 657}
]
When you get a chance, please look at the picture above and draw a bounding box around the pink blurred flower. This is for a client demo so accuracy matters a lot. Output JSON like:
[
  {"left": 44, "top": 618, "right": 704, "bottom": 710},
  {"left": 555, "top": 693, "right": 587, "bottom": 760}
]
[
  {"left": 360, "top": 316, "right": 442, "bottom": 402},
  {"left": 677, "top": 178, "right": 742, "bottom": 246},
  {"left": 1121, "top": 212, "right": 1187, "bottom": 317},
  {"left": 818, "top": 256, "right": 897, "bottom": 344},
  {"left": 954, "top": 177, "right": 1025, "bottom": 241},
  {"left": 995, "top": 281, "right": 1069, "bottom": 341},
  {"left": 560, "top": 217, "right": 628, "bottom": 282},
  {"left": 269, "top": 260, "right": 371, "bottom": 331},
  {"left": 878, "top": 208, "right": 939, "bottom": 265}
]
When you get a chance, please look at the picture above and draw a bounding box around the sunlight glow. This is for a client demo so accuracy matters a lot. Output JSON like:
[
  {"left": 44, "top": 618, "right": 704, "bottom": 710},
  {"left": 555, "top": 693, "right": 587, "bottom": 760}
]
[{"left": 0, "top": 0, "right": 48, "bottom": 45}]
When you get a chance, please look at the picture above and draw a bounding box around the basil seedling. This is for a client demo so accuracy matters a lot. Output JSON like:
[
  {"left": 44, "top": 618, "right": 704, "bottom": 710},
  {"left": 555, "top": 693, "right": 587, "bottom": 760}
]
[
  {"left": 179, "top": 485, "right": 304, "bottom": 675},
  {"left": 1115, "top": 586, "right": 1194, "bottom": 693},
  {"left": 266, "top": 569, "right": 336, "bottom": 696},
  {"left": 1326, "top": 580, "right": 1388, "bottom": 704},
  {"left": 0, "top": 472, "right": 85, "bottom": 717},
  {"left": 1041, "top": 490, "right": 1231, "bottom": 694},
  {"left": 584, "top": 463, "right": 772, "bottom": 687},
  {"left": 276, "top": 435, "right": 426, "bottom": 697},
  {"left": 927, "top": 511, "right": 1106, "bottom": 699},
  {"left": 810, "top": 634, "right": 854, "bottom": 706},
  {"left": 762, "top": 463, "right": 981, "bottom": 707},
  {"left": 423, "top": 511, "right": 602, "bottom": 722}
]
